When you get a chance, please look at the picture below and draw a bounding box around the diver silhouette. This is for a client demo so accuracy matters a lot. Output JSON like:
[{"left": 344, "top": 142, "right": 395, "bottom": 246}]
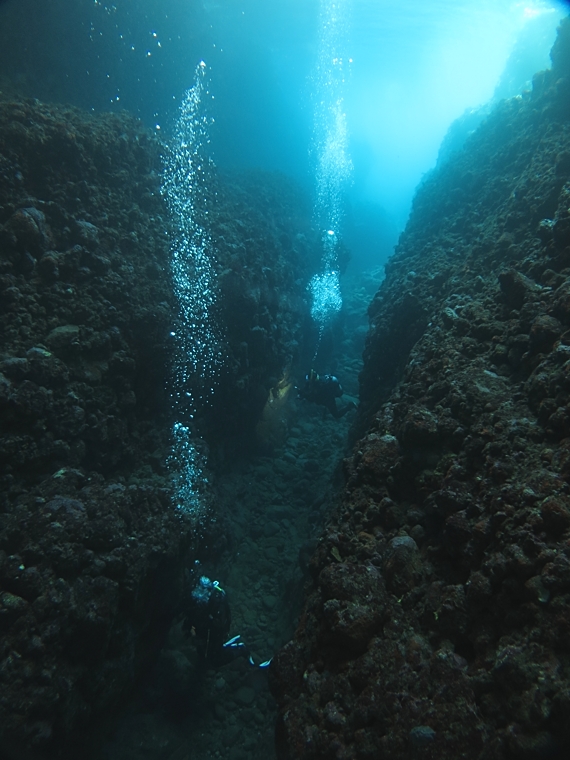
[
  {"left": 183, "top": 572, "right": 271, "bottom": 669},
  {"left": 298, "top": 369, "right": 356, "bottom": 419}
]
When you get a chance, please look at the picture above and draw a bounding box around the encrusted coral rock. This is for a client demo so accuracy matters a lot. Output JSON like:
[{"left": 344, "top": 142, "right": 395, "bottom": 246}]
[{"left": 271, "top": 18, "right": 570, "bottom": 760}]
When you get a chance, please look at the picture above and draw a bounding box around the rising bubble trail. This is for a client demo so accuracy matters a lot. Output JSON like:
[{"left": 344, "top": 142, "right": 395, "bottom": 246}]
[
  {"left": 161, "top": 61, "right": 222, "bottom": 514},
  {"left": 309, "top": 0, "right": 352, "bottom": 352}
]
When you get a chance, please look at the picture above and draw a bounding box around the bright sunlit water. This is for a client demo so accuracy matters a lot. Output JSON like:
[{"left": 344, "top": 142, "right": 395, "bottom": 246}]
[
  {"left": 1, "top": 1, "right": 570, "bottom": 758},
  {"left": 1, "top": 0, "right": 566, "bottom": 271},
  {"left": 348, "top": 0, "right": 567, "bottom": 228}
]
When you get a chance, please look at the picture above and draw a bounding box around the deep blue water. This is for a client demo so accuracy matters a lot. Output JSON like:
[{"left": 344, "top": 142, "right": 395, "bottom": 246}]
[
  {"left": 1, "top": 0, "right": 567, "bottom": 270},
  {"left": 2, "top": 3, "right": 570, "bottom": 758}
]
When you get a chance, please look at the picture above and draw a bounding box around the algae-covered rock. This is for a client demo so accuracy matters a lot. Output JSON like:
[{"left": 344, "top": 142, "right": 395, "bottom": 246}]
[{"left": 272, "top": 19, "right": 570, "bottom": 760}]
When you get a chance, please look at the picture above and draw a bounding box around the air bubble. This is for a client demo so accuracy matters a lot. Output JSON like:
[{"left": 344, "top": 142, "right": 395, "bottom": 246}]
[
  {"left": 310, "top": 0, "right": 353, "bottom": 332},
  {"left": 161, "top": 62, "right": 224, "bottom": 514}
]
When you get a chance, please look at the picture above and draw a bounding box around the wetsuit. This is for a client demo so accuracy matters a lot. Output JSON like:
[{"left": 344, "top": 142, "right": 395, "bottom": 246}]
[
  {"left": 183, "top": 574, "right": 271, "bottom": 669},
  {"left": 298, "top": 371, "right": 356, "bottom": 418}
]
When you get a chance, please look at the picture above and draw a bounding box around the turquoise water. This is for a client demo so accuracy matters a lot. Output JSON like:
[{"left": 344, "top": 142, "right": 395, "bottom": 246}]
[
  {"left": 0, "top": 2, "right": 569, "bottom": 758},
  {"left": 0, "top": 0, "right": 565, "bottom": 237}
]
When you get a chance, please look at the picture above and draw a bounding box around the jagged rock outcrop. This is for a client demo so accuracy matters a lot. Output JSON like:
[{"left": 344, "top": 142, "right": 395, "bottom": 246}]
[
  {"left": 199, "top": 168, "right": 322, "bottom": 449},
  {"left": 0, "top": 101, "right": 189, "bottom": 758},
  {"left": 271, "top": 17, "right": 570, "bottom": 760},
  {"left": 0, "top": 99, "right": 319, "bottom": 757}
]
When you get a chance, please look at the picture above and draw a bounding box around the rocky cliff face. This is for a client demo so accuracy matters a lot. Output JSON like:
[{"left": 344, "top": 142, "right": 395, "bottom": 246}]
[
  {"left": 0, "top": 101, "right": 187, "bottom": 759},
  {"left": 196, "top": 168, "right": 322, "bottom": 449},
  {"left": 0, "top": 99, "right": 319, "bottom": 757},
  {"left": 271, "top": 17, "right": 570, "bottom": 760}
]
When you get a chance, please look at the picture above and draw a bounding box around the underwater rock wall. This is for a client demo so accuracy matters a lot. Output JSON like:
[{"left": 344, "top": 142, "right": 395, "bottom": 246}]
[
  {"left": 0, "top": 99, "right": 318, "bottom": 757},
  {"left": 271, "top": 17, "right": 570, "bottom": 760},
  {"left": 200, "top": 168, "right": 322, "bottom": 448},
  {"left": 0, "top": 100, "right": 188, "bottom": 758}
]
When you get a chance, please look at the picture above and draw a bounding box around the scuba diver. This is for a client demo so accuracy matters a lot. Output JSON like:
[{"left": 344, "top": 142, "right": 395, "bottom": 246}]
[
  {"left": 183, "top": 570, "right": 271, "bottom": 669},
  {"left": 298, "top": 369, "right": 356, "bottom": 419}
]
